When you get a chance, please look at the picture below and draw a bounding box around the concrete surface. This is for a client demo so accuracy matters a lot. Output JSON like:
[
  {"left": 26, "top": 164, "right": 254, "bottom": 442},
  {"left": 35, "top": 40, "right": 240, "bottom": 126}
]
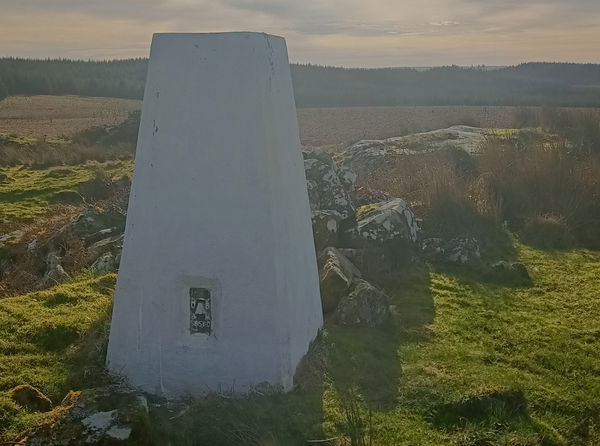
[{"left": 106, "top": 32, "right": 322, "bottom": 397}]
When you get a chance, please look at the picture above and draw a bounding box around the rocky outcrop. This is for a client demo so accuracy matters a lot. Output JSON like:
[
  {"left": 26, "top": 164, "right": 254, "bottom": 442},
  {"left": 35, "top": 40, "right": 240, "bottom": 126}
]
[
  {"left": 303, "top": 149, "right": 355, "bottom": 221},
  {"left": 303, "top": 147, "right": 419, "bottom": 273},
  {"left": 332, "top": 279, "right": 390, "bottom": 328},
  {"left": 0, "top": 205, "right": 126, "bottom": 290},
  {"left": 337, "top": 247, "right": 393, "bottom": 274},
  {"left": 341, "top": 126, "right": 486, "bottom": 171},
  {"left": 317, "top": 247, "right": 391, "bottom": 327},
  {"left": 318, "top": 247, "right": 361, "bottom": 313},
  {"left": 343, "top": 199, "right": 419, "bottom": 256},
  {"left": 303, "top": 149, "right": 358, "bottom": 254}
]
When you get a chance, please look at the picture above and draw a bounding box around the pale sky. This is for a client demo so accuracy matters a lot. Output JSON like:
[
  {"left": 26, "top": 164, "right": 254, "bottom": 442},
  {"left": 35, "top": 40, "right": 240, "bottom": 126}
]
[{"left": 1, "top": 0, "right": 599, "bottom": 67}]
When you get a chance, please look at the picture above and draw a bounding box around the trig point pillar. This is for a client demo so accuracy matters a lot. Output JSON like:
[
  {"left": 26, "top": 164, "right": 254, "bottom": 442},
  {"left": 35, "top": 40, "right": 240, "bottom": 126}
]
[{"left": 106, "top": 32, "right": 322, "bottom": 397}]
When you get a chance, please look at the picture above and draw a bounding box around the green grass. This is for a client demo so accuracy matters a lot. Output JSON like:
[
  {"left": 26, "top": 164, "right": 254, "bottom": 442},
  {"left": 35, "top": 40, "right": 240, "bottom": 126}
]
[
  {"left": 148, "top": 244, "right": 600, "bottom": 445},
  {"left": 0, "top": 161, "right": 132, "bottom": 228},
  {"left": 1, "top": 245, "right": 599, "bottom": 445},
  {"left": 0, "top": 274, "right": 116, "bottom": 440}
]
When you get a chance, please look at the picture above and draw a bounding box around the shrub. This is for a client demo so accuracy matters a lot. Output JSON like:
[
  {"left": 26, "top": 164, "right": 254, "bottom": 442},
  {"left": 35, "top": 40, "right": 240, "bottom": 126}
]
[
  {"left": 359, "top": 118, "right": 600, "bottom": 250},
  {"left": 521, "top": 213, "right": 575, "bottom": 249},
  {"left": 359, "top": 150, "right": 494, "bottom": 240}
]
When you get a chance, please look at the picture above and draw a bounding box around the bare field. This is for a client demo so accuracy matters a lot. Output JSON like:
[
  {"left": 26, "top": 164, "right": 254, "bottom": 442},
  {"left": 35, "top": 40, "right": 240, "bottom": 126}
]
[
  {"left": 297, "top": 105, "right": 598, "bottom": 147},
  {"left": 297, "top": 105, "right": 522, "bottom": 146},
  {"left": 1, "top": 95, "right": 598, "bottom": 147},
  {"left": 0, "top": 95, "right": 141, "bottom": 139}
]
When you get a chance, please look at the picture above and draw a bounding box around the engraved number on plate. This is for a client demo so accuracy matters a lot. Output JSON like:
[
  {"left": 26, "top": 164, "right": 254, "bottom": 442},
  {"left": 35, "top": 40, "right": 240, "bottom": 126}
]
[{"left": 189, "top": 287, "right": 212, "bottom": 334}]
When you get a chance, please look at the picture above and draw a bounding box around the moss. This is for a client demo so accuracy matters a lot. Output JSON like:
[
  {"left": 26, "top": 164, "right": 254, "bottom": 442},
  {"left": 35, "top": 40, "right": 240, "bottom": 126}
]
[
  {"left": 0, "top": 274, "right": 115, "bottom": 439},
  {"left": 356, "top": 203, "right": 380, "bottom": 220},
  {"left": 0, "top": 161, "right": 133, "bottom": 229}
]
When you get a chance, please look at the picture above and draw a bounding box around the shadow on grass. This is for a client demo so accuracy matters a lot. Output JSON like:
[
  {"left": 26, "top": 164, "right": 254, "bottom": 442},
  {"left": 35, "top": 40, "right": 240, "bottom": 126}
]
[
  {"left": 324, "top": 264, "right": 435, "bottom": 414},
  {"left": 429, "top": 389, "right": 568, "bottom": 446},
  {"left": 149, "top": 368, "right": 327, "bottom": 446}
]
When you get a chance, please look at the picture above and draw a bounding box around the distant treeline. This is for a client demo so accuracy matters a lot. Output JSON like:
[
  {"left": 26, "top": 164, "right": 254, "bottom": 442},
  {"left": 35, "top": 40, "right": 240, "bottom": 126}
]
[
  {"left": 1, "top": 58, "right": 600, "bottom": 107},
  {"left": 0, "top": 58, "right": 147, "bottom": 100}
]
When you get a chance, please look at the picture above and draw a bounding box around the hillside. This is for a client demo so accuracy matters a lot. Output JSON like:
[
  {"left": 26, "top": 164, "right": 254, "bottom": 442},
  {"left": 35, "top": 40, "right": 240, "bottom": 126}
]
[
  {"left": 1, "top": 59, "right": 600, "bottom": 107},
  {"left": 0, "top": 120, "right": 598, "bottom": 444}
]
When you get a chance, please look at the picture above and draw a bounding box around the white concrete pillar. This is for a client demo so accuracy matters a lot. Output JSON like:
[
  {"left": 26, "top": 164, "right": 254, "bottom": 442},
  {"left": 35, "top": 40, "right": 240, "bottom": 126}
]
[{"left": 106, "top": 32, "right": 322, "bottom": 397}]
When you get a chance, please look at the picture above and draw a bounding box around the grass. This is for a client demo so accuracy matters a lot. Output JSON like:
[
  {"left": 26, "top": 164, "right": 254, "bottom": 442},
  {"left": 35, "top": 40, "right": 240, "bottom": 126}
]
[
  {"left": 0, "top": 102, "right": 598, "bottom": 443},
  {"left": 2, "top": 242, "right": 598, "bottom": 444},
  {"left": 145, "top": 244, "right": 600, "bottom": 445},
  {"left": 0, "top": 160, "right": 132, "bottom": 231},
  {"left": 0, "top": 274, "right": 116, "bottom": 440},
  {"left": 392, "top": 245, "right": 600, "bottom": 445}
]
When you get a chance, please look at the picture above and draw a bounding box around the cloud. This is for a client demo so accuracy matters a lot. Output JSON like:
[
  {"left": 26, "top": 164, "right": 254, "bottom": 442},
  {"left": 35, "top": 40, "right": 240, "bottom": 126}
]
[
  {"left": 430, "top": 20, "right": 460, "bottom": 26},
  {"left": 0, "top": 0, "right": 598, "bottom": 66}
]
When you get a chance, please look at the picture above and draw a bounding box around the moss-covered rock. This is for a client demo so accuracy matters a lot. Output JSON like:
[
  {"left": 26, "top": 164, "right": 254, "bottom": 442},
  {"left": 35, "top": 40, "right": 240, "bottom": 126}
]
[
  {"left": 8, "top": 385, "right": 52, "bottom": 412},
  {"left": 22, "top": 385, "right": 151, "bottom": 445}
]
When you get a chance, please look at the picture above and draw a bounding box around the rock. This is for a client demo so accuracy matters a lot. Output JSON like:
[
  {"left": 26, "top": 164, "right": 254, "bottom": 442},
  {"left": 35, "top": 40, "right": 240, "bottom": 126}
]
[
  {"left": 303, "top": 150, "right": 355, "bottom": 221},
  {"left": 338, "top": 247, "right": 393, "bottom": 274},
  {"left": 8, "top": 384, "right": 53, "bottom": 412},
  {"left": 489, "top": 260, "right": 532, "bottom": 286},
  {"left": 303, "top": 147, "right": 335, "bottom": 165},
  {"left": 422, "top": 236, "right": 481, "bottom": 264},
  {"left": 421, "top": 237, "right": 445, "bottom": 261},
  {"left": 23, "top": 385, "right": 150, "bottom": 446},
  {"left": 337, "top": 167, "right": 357, "bottom": 194},
  {"left": 37, "top": 251, "right": 70, "bottom": 289},
  {"left": 341, "top": 126, "right": 486, "bottom": 171},
  {"left": 71, "top": 208, "right": 126, "bottom": 242},
  {"left": 318, "top": 247, "right": 361, "bottom": 313},
  {"left": 445, "top": 237, "right": 480, "bottom": 264},
  {"left": 43, "top": 207, "right": 126, "bottom": 254},
  {"left": 311, "top": 211, "right": 343, "bottom": 254},
  {"left": 90, "top": 252, "right": 117, "bottom": 275},
  {"left": 87, "top": 235, "right": 124, "bottom": 263},
  {"left": 27, "top": 239, "right": 38, "bottom": 253},
  {"left": 332, "top": 279, "right": 390, "bottom": 328},
  {"left": 354, "top": 187, "right": 391, "bottom": 207},
  {"left": 346, "top": 198, "right": 419, "bottom": 246},
  {"left": 85, "top": 227, "right": 117, "bottom": 245}
]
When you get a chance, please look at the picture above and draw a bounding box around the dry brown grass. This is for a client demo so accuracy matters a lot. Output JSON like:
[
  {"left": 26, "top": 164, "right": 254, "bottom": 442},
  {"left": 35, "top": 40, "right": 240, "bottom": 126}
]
[
  {"left": 0, "top": 205, "right": 82, "bottom": 295},
  {"left": 359, "top": 149, "right": 486, "bottom": 240},
  {"left": 297, "top": 105, "right": 600, "bottom": 147},
  {"left": 4, "top": 96, "right": 599, "bottom": 149},
  {"left": 0, "top": 168, "right": 130, "bottom": 296},
  {"left": 0, "top": 95, "right": 140, "bottom": 140},
  {"left": 358, "top": 127, "right": 600, "bottom": 249},
  {"left": 0, "top": 142, "right": 134, "bottom": 168}
]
